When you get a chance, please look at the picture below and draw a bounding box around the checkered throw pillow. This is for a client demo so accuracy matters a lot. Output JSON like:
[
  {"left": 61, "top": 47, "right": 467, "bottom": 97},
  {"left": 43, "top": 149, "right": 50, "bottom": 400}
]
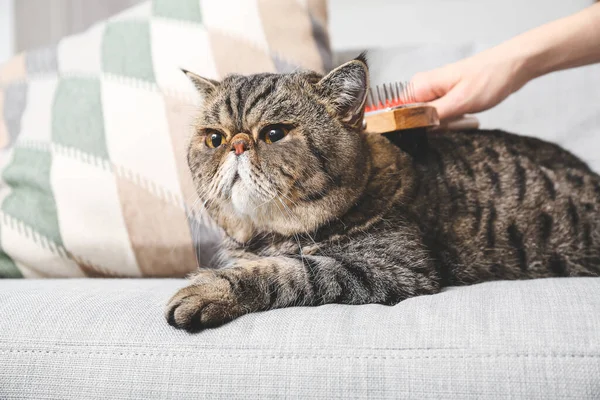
[{"left": 0, "top": 0, "right": 331, "bottom": 278}]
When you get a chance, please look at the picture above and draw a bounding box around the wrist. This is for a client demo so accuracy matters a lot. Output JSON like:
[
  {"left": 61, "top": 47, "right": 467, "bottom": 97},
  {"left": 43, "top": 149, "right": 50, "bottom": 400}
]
[
  {"left": 487, "top": 41, "right": 536, "bottom": 94},
  {"left": 519, "top": 40, "right": 554, "bottom": 82},
  {"left": 512, "top": 44, "right": 540, "bottom": 90},
  {"left": 495, "top": 32, "right": 549, "bottom": 93}
]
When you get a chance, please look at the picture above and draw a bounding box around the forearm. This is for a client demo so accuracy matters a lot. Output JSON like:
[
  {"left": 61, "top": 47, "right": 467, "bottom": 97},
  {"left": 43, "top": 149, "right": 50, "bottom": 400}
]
[
  {"left": 166, "top": 239, "right": 441, "bottom": 330},
  {"left": 505, "top": 3, "right": 600, "bottom": 82},
  {"left": 214, "top": 254, "right": 435, "bottom": 308}
]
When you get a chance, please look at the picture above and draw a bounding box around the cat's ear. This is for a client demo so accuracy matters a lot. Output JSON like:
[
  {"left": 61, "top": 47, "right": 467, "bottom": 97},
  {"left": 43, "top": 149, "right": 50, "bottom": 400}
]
[
  {"left": 316, "top": 53, "right": 369, "bottom": 128},
  {"left": 181, "top": 68, "right": 220, "bottom": 97}
]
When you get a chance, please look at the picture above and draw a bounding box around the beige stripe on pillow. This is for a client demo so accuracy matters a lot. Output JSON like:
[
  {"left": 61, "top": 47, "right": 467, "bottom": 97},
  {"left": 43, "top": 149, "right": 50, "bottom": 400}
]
[
  {"left": 208, "top": 30, "right": 276, "bottom": 76},
  {"left": 163, "top": 96, "right": 198, "bottom": 206},
  {"left": 0, "top": 54, "right": 27, "bottom": 85},
  {"left": 201, "top": 0, "right": 270, "bottom": 53},
  {"left": 114, "top": 175, "right": 197, "bottom": 277},
  {"left": 258, "top": 0, "right": 324, "bottom": 73}
]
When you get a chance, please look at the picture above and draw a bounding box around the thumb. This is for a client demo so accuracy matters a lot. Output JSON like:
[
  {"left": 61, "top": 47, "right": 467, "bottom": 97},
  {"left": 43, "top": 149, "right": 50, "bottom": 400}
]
[
  {"left": 410, "top": 68, "right": 457, "bottom": 103},
  {"left": 427, "top": 83, "right": 470, "bottom": 120}
]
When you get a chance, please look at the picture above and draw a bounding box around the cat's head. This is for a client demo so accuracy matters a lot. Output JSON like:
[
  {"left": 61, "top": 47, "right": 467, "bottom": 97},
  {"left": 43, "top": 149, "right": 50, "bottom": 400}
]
[{"left": 186, "top": 55, "right": 371, "bottom": 242}]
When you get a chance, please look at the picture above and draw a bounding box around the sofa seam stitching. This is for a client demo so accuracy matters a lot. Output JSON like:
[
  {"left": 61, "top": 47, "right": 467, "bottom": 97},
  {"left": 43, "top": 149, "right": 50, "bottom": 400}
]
[{"left": 1, "top": 349, "right": 599, "bottom": 359}]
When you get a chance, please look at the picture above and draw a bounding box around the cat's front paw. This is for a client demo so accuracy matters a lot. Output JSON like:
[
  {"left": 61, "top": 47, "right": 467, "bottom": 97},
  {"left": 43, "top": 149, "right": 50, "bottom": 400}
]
[{"left": 165, "top": 276, "right": 243, "bottom": 332}]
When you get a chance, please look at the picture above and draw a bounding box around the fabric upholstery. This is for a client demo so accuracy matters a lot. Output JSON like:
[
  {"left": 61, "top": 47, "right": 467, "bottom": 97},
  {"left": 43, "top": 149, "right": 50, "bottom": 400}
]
[
  {"left": 1, "top": 278, "right": 599, "bottom": 399},
  {"left": 0, "top": 0, "right": 331, "bottom": 278}
]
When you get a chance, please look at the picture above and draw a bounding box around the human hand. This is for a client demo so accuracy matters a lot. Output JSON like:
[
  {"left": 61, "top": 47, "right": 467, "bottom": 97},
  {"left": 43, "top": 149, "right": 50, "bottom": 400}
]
[{"left": 410, "top": 46, "right": 531, "bottom": 121}]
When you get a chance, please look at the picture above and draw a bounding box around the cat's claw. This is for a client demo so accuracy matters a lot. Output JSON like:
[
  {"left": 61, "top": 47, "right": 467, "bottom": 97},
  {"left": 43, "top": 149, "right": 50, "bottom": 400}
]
[{"left": 165, "top": 281, "right": 241, "bottom": 332}]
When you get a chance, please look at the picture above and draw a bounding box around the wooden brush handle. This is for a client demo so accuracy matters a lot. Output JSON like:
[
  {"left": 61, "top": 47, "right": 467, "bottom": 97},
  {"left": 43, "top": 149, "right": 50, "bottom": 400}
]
[
  {"left": 364, "top": 105, "right": 480, "bottom": 133},
  {"left": 364, "top": 105, "right": 439, "bottom": 133}
]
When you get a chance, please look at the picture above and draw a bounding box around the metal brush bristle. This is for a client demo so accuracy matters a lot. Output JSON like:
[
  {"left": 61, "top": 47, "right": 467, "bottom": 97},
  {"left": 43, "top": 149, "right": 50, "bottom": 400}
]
[{"left": 365, "top": 81, "right": 416, "bottom": 112}]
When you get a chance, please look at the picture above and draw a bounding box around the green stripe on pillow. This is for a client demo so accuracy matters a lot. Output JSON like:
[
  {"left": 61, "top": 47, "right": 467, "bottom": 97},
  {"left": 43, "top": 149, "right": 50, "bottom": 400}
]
[
  {"left": 153, "top": 0, "right": 202, "bottom": 23},
  {"left": 102, "top": 20, "right": 156, "bottom": 82},
  {"left": 2, "top": 148, "right": 64, "bottom": 246},
  {"left": 0, "top": 225, "right": 22, "bottom": 278},
  {"left": 52, "top": 77, "right": 109, "bottom": 159}
]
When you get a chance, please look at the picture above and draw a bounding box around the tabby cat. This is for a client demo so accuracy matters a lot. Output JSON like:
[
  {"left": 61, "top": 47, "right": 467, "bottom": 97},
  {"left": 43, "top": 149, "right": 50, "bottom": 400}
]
[{"left": 166, "top": 54, "right": 600, "bottom": 332}]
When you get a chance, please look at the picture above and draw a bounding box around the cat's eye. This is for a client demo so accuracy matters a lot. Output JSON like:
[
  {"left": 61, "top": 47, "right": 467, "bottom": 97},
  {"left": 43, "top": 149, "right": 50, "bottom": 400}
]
[
  {"left": 205, "top": 131, "right": 224, "bottom": 148},
  {"left": 261, "top": 125, "right": 289, "bottom": 144}
]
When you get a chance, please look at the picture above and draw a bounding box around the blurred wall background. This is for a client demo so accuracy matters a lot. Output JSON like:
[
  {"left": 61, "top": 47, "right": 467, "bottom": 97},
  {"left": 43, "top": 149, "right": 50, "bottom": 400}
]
[
  {"left": 328, "top": 0, "right": 592, "bottom": 50},
  {"left": 0, "top": 0, "right": 594, "bottom": 64},
  {"left": 0, "top": 0, "right": 14, "bottom": 63}
]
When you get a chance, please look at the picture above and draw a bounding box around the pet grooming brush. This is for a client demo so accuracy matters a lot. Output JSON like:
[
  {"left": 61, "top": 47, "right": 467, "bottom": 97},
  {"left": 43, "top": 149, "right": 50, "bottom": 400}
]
[{"left": 363, "top": 82, "right": 480, "bottom": 133}]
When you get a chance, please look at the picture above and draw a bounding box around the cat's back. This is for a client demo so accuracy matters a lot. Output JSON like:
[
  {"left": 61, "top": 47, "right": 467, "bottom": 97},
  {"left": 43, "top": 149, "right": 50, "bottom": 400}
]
[
  {"left": 415, "top": 128, "right": 598, "bottom": 196},
  {"left": 422, "top": 129, "right": 600, "bottom": 204},
  {"left": 428, "top": 129, "right": 593, "bottom": 174},
  {"left": 408, "top": 129, "right": 600, "bottom": 283}
]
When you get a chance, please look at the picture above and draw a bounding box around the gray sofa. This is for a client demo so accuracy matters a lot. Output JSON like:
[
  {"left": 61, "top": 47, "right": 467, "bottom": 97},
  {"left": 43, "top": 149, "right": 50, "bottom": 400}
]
[
  {"left": 1, "top": 278, "right": 599, "bottom": 398},
  {"left": 2, "top": 40, "right": 600, "bottom": 399}
]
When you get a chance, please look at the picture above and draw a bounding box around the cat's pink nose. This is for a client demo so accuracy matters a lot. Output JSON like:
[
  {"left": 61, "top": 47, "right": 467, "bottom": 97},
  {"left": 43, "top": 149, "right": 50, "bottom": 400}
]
[
  {"left": 231, "top": 133, "right": 251, "bottom": 156},
  {"left": 233, "top": 141, "right": 247, "bottom": 155}
]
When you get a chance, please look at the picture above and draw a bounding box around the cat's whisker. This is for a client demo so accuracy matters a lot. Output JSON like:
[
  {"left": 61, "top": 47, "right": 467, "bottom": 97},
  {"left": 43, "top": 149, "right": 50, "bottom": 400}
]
[
  {"left": 274, "top": 190, "right": 319, "bottom": 247},
  {"left": 184, "top": 191, "right": 201, "bottom": 206},
  {"left": 277, "top": 191, "right": 299, "bottom": 209},
  {"left": 252, "top": 193, "right": 279, "bottom": 212},
  {"left": 274, "top": 193, "right": 321, "bottom": 263},
  {"left": 274, "top": 194, "right": 305, "bottom": 255},
  {"left": 186, "top": 190, "right": 214, "bottom": 216},
  {"left": 248, "top": 162, "right": 279, "bottom": 199},
  {"left": 271, "top": 198, "right": 303, "bottom": 259}
]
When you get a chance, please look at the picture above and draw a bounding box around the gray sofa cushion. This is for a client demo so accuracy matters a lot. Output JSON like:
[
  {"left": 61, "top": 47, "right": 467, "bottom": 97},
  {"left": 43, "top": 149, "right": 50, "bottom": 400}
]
[{"left": 1, "top": 278, "right": 599, "bottom": 399}]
